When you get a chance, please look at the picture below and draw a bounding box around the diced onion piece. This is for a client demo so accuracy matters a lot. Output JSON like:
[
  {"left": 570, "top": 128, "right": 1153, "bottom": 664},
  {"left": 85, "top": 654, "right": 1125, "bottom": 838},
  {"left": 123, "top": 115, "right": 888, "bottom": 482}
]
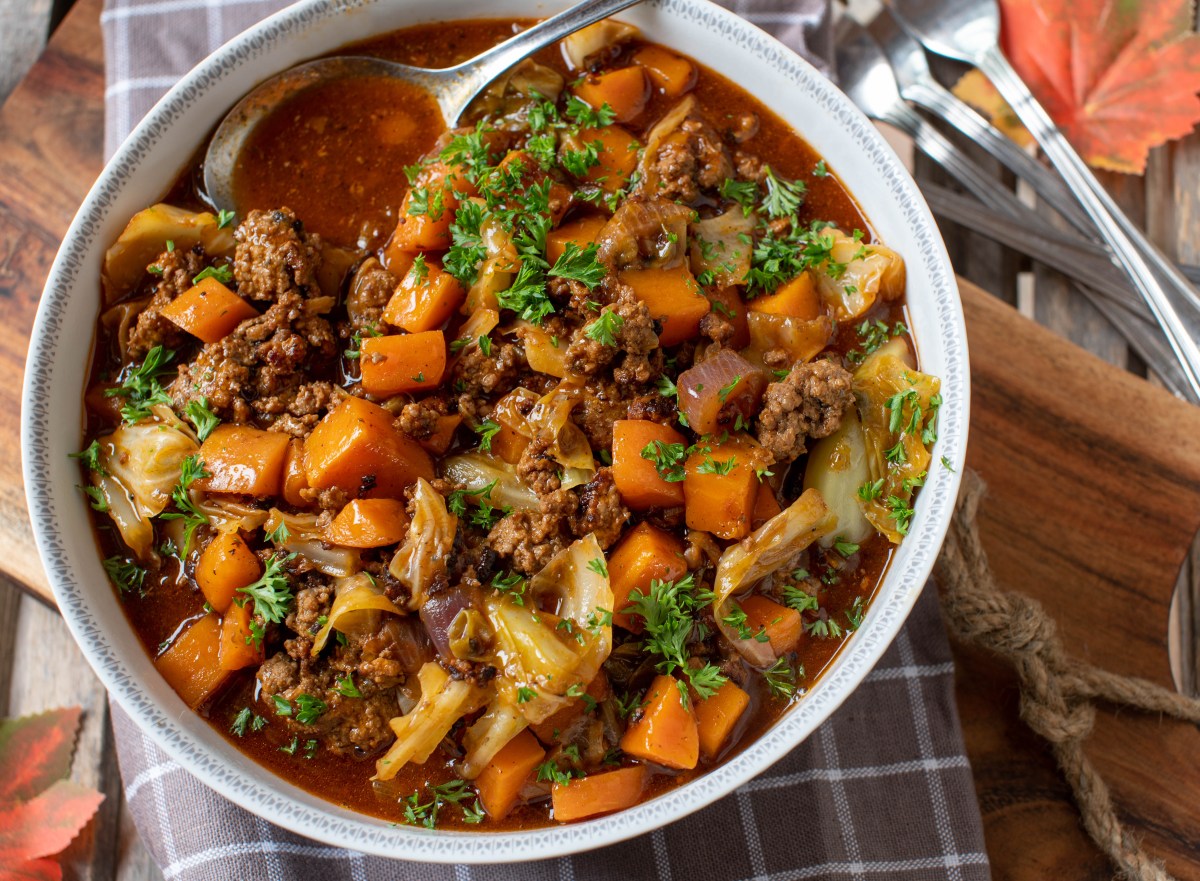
[
  {"left": 813, "top": 229, "right": 906, "bottom": 321},
  {"left": 264, "top": 509, "right": 361, "bottom": 577},
  {"left": 677, "top": 348, "right": 767, "bottom": 435},
  {"left": 91, "top": 470, "right": 156, "bottom": 562},
  {"left": 196, "top": 497, "right": 271, "bottom": 535},
  {"left": 441, "top": 452, "right": 540, "bottom": 511},
  {"left": 562, "top": 20, "right": 638, "bottom": 69},
  {"left": 712, "top": 488, "right": 837, "bottom": 665},
  {"left": 689, "top": 208, "right": 754, "bottom": 287},
  {"left": 802, "top": 407, "right": 874, "bottom": 547},
  {"left": 596, "top": 198, "right": 692, "bottom": 270},
  {"left": 374, "top": 661, "right": 487, "bottom": 780},
  {"left": 450, "top": 308, "right": 501, "bottom": 367},
  {"left": 388, "top": 478, "right": 458, "bottom": 610},
  {"left": 311, "top": 573, "right": 404, "bottom": 656},
  {"left": 526, "top": 386, "right": 595, "bottom": 486}
]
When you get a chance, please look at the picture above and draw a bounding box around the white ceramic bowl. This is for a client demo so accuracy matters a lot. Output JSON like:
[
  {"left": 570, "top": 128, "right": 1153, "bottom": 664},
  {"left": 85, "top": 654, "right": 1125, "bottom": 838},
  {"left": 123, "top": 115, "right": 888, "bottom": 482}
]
[{"left": 22, "top": 0, "right": 968, "bottom": 863}]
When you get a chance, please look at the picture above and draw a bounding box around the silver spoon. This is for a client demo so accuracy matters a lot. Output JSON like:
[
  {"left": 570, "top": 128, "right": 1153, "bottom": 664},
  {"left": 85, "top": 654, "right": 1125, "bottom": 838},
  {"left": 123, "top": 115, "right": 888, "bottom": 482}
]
[
  {"left": 203, "top": 0, "right": 644, "bottom": 213},
  {"left": 881, "top": 0, "right": 1200, "bottom": 402}
]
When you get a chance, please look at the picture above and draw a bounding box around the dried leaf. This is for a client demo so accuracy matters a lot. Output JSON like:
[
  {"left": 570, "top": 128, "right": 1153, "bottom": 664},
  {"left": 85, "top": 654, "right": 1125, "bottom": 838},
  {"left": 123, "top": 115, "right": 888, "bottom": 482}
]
[
  {"left": 0, "top": 708, "right": 82, "bottom": 803},
  {"left": 951, "top": 70, "right": 1033, "bottom": 148},
  {"left": 0, "top": 859, "right": 63, "bottom": 881},
  {"left": 0, "top": 780, "right": 105, "bottom": 863},
  {"left": 954, "top": 0, "right": 1200, "bottom": 174}
]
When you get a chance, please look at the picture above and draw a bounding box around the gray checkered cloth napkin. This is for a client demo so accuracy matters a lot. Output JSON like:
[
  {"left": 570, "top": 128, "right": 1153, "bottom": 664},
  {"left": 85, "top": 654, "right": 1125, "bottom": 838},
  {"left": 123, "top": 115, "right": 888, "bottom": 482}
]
[{"left": 101, "top": 2, "right": 990, "bottom": 878}]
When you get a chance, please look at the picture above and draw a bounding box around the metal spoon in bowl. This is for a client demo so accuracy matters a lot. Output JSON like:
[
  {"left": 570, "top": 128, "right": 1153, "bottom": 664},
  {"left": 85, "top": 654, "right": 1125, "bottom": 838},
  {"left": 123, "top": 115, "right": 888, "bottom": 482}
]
[
  {"left": 881, "top": 0, "right": 1200, "bottom": 402},
  {"left": 203, "top": 0, "right": 644, "bottom": 213}
]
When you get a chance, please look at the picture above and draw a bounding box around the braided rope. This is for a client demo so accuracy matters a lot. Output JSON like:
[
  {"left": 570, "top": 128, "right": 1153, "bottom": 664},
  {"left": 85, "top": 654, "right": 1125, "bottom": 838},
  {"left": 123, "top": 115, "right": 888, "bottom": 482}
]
[{"left": 935, "top": 470, "right": 1200, "bottom": 881}]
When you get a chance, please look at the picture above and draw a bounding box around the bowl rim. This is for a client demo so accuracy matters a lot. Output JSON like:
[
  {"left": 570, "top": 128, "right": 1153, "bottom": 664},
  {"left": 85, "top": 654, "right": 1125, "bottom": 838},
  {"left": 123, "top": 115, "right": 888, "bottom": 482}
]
[{"left": 21, "top": 0, "right": 969, "bottom": 863}]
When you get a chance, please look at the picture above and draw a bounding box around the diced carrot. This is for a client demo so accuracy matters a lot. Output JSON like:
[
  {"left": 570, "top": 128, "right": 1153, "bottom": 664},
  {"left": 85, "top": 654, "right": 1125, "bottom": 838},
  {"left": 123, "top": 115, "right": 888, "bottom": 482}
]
[
  {"left": 546, "top": 214, "right": 607, "bottom": 265},
  {"left": 196, "top": 424, "right": 291, "bottom": 497},
  {"left": 390, "top": 176, "right": 459, "bottom": 252},
  {"left": 382, "top": 260, "right": 466, "bottom": 333},
  {"left": 325, "top": 498, "right": 411, "bottom": 548},
  {"left": 607, "top": 523, "right": 687, "bottom": 632},
  {"left": 551, "top": 765, "right": 648, "bottom": 823},
  {"left": 282, "top": 439, "right": 309, "bottom": 508},
  {"left": 739, "top": 595, "right": 803, "bottom": 655},
  {"left": 496, "top": 151, "right": 572, "bottom": 225},
  {"left": 218, "top": 601, "right": 262, "bottom": 672},
  {"left": 632, "top": 46, "right": 697, "bottom": 98},
  {"left": 380, "top": 236, "right": 416, "bottom": 278},
  {"left": 531, "top": 673, "right": 611, "bottom": 744},
  {"left": 611, "top": 420, "right": 687, "bottom": 511},
  {"left": 417, "top": 414, "right": 462, "bottom": 455},
  {"left": 749, "top": 272, "right": 821, "bottom": 320},
  {"left": 155, "top": 614, "right": 229, "bottom": 708},
  {"left": 195, "top": 531, "right": 262, "bottom": 613},
  {"left": 304, "top": 396, "right": 434, "bottom": 499},
  {"left": 683, "top": 437, "right": 763, "bottom": 540},
  {"left": 695, "top": 680, "right": 750, "bottom": 760},
  {"left": 476, "top": 729, "right": 547, "bottom": 820},
  {"left": 618, "top": 674, "right": 699, "bottom": 770},
  {"left": 160, "top": 276, "right": 258, "bottom": 343},
  {"left": 578, "top": 126, "right": 640, "bottom": 193},
  {"left": 706, "top": 286, "right": 751, "bottom": 349},
  {"left": 572, "top": 67, "right": 650, "bottom": 124},
  {"left": 360, "top": 330, "right": 446, "bottom": 397},
  {"left": 620, "top": 265, "right": 710, "bottom": 346},
  {"left": 752, "top": 481, "right": 782, "bottom": 529},
  {"left": 491, "top": 425, "right": 529, "bottom": 466}
]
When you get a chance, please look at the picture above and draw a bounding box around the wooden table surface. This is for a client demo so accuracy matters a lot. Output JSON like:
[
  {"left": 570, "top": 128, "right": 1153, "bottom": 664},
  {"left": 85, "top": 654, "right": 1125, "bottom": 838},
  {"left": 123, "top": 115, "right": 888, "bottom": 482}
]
[{"left": 3, "top": 2, "right": 1200, "bottom": 880}]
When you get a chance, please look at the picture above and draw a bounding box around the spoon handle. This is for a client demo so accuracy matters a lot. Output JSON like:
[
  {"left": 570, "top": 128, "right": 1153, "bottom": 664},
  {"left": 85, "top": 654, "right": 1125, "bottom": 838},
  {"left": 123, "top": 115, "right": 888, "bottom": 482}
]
[
  {"left": 443, "top": 0, "right": 646, "bottom": 120},
  {"left": 977, "top": 45, "right": 1200, "bottom": 401}
]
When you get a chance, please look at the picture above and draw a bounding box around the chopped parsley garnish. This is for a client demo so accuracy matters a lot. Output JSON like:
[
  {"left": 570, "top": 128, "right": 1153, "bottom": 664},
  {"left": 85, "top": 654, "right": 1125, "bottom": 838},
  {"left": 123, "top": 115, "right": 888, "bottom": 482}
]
[
  {"left": 806, "top": 615, "right": 845, "bottom": 640},
  {"left": 69, "top": 440, "right": 106, "bottom": 475},
  {"left": 536, "top": 757, "right": 583, "bottom": 786},
  {"left": 656, "top": 375, "right": 678, "bottom": 399},
  {"left": 217, "top": 209, "right": 236, "bottom": 228},
  {"left": 941, "top": 455, "right": 955, "bottom": 472},
  {"left": 813, "top": 159, "right": 829, "bottom": 178},
  {"left": 549, "top": 241, "right": 606, "bottom": 289},
  {"left": 344, "top": 322, "right": 382, "bottom": 360},
  {"left": 265, "top": 520, "right": 290, "bottom": 545},
  {"left": 717, "top": 376, "right": 741, "bottom": 403},
  {"left": 104, "top": 345, "right": 175, "bottom": 423},
  {"left": 833, "top": 537, "right": 860, "bottom": 557},
  {"left": 184, "top": 397, "right": 220, "bottom": 442},
  {"left": 560, "top": 139, "right": 603, "bottom": 178},
  {"left": 517, "top": 686, "right": 538, "bottom": 703},
  {"left": 158, "top": 455, "right": 210, "bottom": 556},
  {"left": 192, "top": 264, "right": 234, "bottom": 285},
  {"left": 81, "top": 485, "right": 108, "bottom": 512},
  {"left": 496, "top": 261, "right": 555, "bottom": 325},
  {"left": 781, "top": 585, "right": 819, "bottom": 613},
  {"left": 401, "top": 780, "right": 485, "bottom": 829},
  {"left": 584, "top": 309, "right": 625, "bottom": 347},
  {"left": 294, "top": 694, "right": 327, "bottom": 725},
  {"left": 762, "top": 657, "right": 799, "bottom": 699},
  {"left": 237, "top": 553, "right": 294, "bottom": 624},
  {"left": 761, "top": 166, "right": 806, "bottom": 219},
  {"left": 697, "top": 455, "right": 736, "bottom": 476},
  {"left": 272, "top": 694, "right": 293, "bottom": 717},
  {"left": 474, "top": 419, "right": 502, "bottom": 453},
  {"left": 230, "top": 707, "right": 264, "bottom": 736},
  {"left": 887, "top": 496, "right": 915, "bottom": 536},
  {"left": 492, "top": 571, "right": 527, "bottom": 606},
  {"left": 720, "top": 178, "right": 760, "bottom": 215},
  {"left": 857, "top": 478, "right": 884, "bottom": 502},
  {"left": 586, "top": 556, "right": 608, "bottom": 578},
  {"left": 103, "top": 556, "right": 146, "bottom": 595},
  {"left": 846, "top": 596, "right": 865, "bottom": 630},
  {"left": 640, "top": 439, "right": 689, "bottom": 483},
  {"left": 446, "top": 480, "right": 498, "bottom": 517},
  {"left": 564, "top": 95, "right": 617, "bottom": 129},
  {"left": 625, "top": 575, "right": 726, "bottom": 702}
]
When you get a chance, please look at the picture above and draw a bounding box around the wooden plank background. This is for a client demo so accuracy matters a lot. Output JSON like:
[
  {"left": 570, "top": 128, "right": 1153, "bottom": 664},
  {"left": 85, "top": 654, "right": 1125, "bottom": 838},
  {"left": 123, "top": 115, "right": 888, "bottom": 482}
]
[{"left": 3, "top": 2, "right": 1200, "bottom": 879}]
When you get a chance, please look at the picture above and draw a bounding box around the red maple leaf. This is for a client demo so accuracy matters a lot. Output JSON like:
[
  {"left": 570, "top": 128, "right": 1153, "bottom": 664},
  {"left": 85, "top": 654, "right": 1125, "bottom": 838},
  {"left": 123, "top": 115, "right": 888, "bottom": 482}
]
[
  {"left": 0, "top": 708, "right": 81, "bottom": 803},
  {"left": 0, "top": 708, "right": 104, "bottom": 876},
  {"left": 954, "top": 0, "right": 1200, "bottom": 174}
]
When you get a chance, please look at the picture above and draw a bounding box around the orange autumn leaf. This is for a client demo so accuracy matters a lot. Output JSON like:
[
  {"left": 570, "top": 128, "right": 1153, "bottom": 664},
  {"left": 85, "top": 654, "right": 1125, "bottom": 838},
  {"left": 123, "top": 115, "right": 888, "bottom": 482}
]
[
  {"left": 953, "top": 0, "right": 1200, "bottom": 174},
  {"left": 0, "top": 707, "right": 104, "bottom": 879}
]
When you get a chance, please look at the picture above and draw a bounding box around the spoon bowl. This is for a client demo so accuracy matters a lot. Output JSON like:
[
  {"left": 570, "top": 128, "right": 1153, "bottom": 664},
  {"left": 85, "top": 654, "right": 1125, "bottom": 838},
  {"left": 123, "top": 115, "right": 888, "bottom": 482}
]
[{"left": 202, "top": 0, "right": 644, "bottom": 212}]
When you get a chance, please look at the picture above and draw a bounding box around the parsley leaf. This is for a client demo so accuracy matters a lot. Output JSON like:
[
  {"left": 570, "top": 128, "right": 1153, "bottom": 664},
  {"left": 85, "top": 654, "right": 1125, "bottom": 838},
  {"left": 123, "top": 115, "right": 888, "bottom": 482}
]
[
  {"left": 237, "top": 553, "right": 294, "bottom": 624},
  {"left": 192, "top": 264, "right": 234, "bottom": 285},
  {"left": 157, "top": 455, "right": 211, "bottom": 556},
  {"left": 103, "top": 555, "right": 146, "bottom": 595},
  {"left": 640, "top": 439, "right": 689, "bottom": 483},
  {"left": 184, "top": 397, "right": 220, "bottom": 442},
  {"left": 496, "top": 261, "right": 554, "bottom": 324},
  {"left": 104, "top": 345, "right": 175, "bottom": 423},
  {"left": 69, "top": 440, "right": 106, "bottom": 475},
  {"left": 584, "top": 309, "right": 624, "bottom": 347},
  {"left": 761, "top": 166, "right": 806, "bottom": 219},
  {"left": 474, "top": 419, "right": 502, "bottom": 452},
  {"left": 549, "top": 241, "right": 606, "bottom": 290}
]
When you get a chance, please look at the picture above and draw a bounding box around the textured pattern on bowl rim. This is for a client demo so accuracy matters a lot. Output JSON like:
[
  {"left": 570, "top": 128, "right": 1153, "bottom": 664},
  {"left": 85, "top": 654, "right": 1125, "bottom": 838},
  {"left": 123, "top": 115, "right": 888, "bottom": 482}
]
[{"left": 22, "top": 0, "right": 968, "bottom": 862}]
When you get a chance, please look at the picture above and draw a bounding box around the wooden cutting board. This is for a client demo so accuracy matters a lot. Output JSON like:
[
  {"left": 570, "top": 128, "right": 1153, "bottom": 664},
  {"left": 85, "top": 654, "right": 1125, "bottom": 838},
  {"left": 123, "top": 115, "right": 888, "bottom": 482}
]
[{"left": 2, "top": 1, "right": 1200, "bottom": 876}]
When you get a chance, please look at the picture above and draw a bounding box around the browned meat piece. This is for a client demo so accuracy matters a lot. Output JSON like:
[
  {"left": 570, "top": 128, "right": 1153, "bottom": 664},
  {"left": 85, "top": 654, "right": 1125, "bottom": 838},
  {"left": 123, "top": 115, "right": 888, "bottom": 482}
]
[
  {"left": 487, "top": 510, "right": 566, "bottom": 575},
  {"left": 126, "top": 247, "right": 208, "bottom": 359},
  {"left": 287, "top": 581, "right": 334, "bottom": 641},
  {"left": 626, "top": 391, "right": 677, "bottom": 427},
  {"left": 547, "top": 276, "right": 600, "bottom": 315},
  {"left": 234, "top": 208, "right": 323, "bottom": 302},
  {"left": 261, "top": 381, "right": 347, "bottom": 439},
  {"left": 572, "top": 378, "right": 629, "bottom": 451},
  {"left": 565, "top": 298, "right": 658, "bottom": 379},
  {"left": 452, "top": 341, "right": 526, "bottom": 424},
  {"left": 299, "top": 485, "right": 350, "bottom": 512},
  {"left": 756, "top": 359, "right": 854, "bottom": 463},
  {"left": 734, "top": 150, "right": 767, "bottom": 183},
  {"left": 727, "top": 114, "right": 760, "bottom": 144},
  {"left": 648, "top": 118, "right": 733, "bottom": 203},
  {"left": 396, "top": 398, "right": 446, "bottom": 441},
  {"left": 569, "top": 468, "right": 628, "bottom": 550},
  {"left": 256, "top": 647, "right": 400, "bottom": 757},
  {"left": 699, "top": 310, "right": 735, "bottom": 347},
  {"left": 345, "top": 257, "right": 397, "bottom": 329},
  {"left": 441, "top": 657, "right": 498, "bottom": 687},
  {"left": 517, "top": 436, "right": 562, "bottom": 496},
  {"left": 169, "top": 293, "right": 337, "bottom": 424}
]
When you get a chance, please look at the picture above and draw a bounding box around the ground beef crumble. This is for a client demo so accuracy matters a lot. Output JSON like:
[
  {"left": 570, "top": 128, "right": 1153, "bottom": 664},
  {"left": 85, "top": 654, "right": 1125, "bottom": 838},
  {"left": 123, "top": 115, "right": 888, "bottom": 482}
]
[{"left": 756, "top": 359, "right": 854, "bottom": 463}]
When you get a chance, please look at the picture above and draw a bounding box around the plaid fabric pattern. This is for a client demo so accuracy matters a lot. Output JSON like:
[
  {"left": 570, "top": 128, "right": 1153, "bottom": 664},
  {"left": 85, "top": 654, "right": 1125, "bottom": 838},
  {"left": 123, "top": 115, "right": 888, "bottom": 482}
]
[{"left": 101, "top": 2, "right": 991, "bottom": 877}]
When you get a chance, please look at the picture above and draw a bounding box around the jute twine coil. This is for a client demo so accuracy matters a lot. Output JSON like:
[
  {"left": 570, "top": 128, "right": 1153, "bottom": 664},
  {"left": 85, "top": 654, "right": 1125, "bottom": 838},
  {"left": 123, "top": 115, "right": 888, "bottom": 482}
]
[{"left": 934, "top": 470, "right": 1200, "bottom": 881}]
